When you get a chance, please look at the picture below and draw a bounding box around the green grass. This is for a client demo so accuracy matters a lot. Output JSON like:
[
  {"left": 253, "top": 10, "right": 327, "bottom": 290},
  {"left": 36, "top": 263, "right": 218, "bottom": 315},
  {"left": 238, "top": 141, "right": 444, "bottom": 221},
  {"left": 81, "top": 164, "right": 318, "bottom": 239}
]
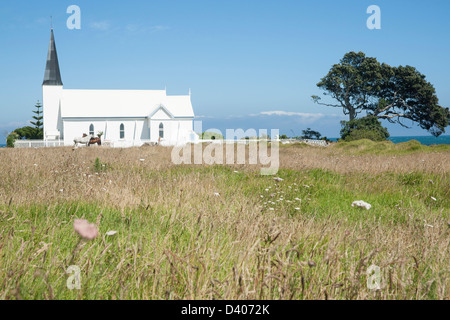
[
  {"left": 1, "top": 165, "right": 448, "bottom": 299},
  {"left": 0, "top": 144, "right": 448, "bottom": 299},
  {"left": 334, "top": 139, "right": 450, "bottom": 155}
]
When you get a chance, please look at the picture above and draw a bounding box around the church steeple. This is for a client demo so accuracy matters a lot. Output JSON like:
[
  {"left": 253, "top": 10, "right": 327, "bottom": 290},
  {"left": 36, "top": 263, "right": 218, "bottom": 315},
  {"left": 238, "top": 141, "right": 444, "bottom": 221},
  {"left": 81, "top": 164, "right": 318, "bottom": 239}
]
[{"left": 43, "top": 29, "right": 63, "bottom": 86}]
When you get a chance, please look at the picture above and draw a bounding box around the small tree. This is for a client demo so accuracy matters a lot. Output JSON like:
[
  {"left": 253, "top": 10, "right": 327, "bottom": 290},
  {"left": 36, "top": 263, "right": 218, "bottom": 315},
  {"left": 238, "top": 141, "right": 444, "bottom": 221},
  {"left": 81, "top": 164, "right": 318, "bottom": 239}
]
[
  {"left": 301, "top": 128, "right": 322, "bottom": 140},
  {"left": 340, "top": 115, "right": 389, "bottom": 142},
  {"left": 6, "top": 132, "right": 19, "bottom": 148},
  {"left": 30, "top": 101, "right": 43, "bottom": 139}
]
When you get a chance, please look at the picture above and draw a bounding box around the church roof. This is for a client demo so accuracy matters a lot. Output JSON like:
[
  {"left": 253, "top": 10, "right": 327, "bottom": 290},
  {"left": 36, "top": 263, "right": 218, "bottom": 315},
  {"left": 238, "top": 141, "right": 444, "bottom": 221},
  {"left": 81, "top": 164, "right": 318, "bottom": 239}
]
[
  {"left": 43, "top": 29, "right": 63, "bottom": 86},
  {"left": 60, "top": 89, "right": 194, "bottom": 118}
]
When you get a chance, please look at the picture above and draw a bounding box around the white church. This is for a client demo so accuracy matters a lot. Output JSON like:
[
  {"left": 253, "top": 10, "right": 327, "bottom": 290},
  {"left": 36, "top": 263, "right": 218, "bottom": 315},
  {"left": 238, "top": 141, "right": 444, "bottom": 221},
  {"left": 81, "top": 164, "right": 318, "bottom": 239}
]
[{"left": 42, "top": 29, "right": 197, "bottom": 147}]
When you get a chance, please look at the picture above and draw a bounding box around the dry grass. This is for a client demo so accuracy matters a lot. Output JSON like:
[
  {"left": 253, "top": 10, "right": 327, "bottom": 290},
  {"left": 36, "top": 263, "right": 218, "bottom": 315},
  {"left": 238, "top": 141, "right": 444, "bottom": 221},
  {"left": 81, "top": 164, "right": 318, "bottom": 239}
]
[{"left": 0, "top": 141, "right": 448, "bottom": 300}]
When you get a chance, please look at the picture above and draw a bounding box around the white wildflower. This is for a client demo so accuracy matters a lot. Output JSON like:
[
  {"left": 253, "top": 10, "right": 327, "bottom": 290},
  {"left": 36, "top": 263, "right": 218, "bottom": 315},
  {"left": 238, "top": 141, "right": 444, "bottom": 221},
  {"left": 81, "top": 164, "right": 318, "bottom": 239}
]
[{"left": 351, "top": 200, "right": 372, "bottom": 210}]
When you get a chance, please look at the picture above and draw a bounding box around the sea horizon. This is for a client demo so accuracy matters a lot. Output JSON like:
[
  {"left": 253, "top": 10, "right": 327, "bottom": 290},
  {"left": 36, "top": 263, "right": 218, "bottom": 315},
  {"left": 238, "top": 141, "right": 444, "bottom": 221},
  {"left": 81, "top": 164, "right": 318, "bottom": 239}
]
[{"left": 328, "top": 135, "right": 450, "bottom": 146}]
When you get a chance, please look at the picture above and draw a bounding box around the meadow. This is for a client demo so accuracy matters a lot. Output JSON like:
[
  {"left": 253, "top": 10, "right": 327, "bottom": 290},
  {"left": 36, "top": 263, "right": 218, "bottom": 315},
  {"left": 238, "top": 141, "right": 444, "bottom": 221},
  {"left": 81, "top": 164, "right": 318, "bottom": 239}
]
[{"left": 0, "top": 140, "right": 448, "bottom": 300}]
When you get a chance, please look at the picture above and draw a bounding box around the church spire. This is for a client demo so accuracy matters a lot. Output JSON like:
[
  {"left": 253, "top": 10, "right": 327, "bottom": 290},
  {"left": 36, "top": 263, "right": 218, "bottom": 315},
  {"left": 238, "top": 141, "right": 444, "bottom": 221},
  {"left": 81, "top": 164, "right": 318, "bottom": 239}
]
[{"left": 43, "top": 28, "right": 63, "bottom": 86}]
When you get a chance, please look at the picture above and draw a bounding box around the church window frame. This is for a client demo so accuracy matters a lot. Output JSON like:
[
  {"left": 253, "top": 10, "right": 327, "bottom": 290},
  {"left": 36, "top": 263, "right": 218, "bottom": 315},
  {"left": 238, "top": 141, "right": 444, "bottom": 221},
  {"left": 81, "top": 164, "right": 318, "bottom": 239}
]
[
  {"left": 159, "top": 123, "right": 164, "bottom": 139},
  {"left": 120, "top": 123, "right": 125, "bottom": 139},
  {"left": 89, "top": 124, "right": 94, "bottom": 136}
]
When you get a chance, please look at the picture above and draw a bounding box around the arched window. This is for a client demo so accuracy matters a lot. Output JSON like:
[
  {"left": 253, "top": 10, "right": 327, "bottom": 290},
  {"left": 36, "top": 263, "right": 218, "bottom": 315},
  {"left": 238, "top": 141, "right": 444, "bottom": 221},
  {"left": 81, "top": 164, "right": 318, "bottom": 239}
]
[
  {"left": 89, "top": 124, "right": 94, "bottom": 136},
  {"left": 120, "top": 123, "right": 125, "bottom": 139},
  {"left": 159, "top": 123, "right": 164, "bottom": 139}
]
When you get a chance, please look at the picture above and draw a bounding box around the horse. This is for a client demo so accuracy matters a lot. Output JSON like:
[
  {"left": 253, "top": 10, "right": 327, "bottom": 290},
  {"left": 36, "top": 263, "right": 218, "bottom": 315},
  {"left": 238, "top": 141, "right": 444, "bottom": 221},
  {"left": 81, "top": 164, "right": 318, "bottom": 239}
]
[
  {"left": 89, "top": 137, "right": 102, "bottom": 146},
  {"left": 73, "top": 134, "right": 93, "bottom": 149}
]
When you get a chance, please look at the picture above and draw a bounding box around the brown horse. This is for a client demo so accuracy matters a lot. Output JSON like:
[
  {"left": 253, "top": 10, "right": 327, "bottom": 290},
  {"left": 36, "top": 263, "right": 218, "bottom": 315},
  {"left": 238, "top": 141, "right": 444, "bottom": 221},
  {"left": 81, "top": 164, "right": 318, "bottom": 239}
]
[{"left": 89, "top": 137, "right": 102, "bottom": 146}]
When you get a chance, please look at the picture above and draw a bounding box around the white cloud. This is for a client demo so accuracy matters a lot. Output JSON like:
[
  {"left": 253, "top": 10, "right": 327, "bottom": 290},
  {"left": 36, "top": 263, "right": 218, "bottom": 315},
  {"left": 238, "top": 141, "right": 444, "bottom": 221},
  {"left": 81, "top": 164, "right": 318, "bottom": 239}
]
[
  {"left": 35, "top": 17, "right": 48, "bottom": 25},
  {"left": 195, "top": 115, "right": 215, "bottom": 119},
  {"left": 0, "top": 121, "right": 28, "bottom": 138},
  {"left": 256, "top": 111, "right": 339, "bottom": 119},
  {"left": 125, "top": 24, "right": 169, "bottom": 33},
  {"left": 90, "top": 21, "right": 111, "bottom": 31},
  {"left": 0, "top": 121, "right": 28, "bottom": 129},
  {"left": 125, "top": 24, "right": 139, "bottom": 32},
  {"left": 196, "top": 111, "right": 343, "bottom": 122},
  {"left": 150, "top": 25, "right": 169, "bottom": 32}
]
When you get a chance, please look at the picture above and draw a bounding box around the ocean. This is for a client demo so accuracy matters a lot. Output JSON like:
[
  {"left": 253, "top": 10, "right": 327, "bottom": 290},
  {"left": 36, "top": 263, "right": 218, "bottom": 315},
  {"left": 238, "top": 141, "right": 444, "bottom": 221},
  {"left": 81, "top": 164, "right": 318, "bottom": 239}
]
[
  {"left": 387, "top": 135, "right": 450, "bottom": 145},
  {"left": 326, "top": 135, "right": 450, "bottom": 145},
  {"left": 0, "top": 136, "right": 449, "bottom": 147}
]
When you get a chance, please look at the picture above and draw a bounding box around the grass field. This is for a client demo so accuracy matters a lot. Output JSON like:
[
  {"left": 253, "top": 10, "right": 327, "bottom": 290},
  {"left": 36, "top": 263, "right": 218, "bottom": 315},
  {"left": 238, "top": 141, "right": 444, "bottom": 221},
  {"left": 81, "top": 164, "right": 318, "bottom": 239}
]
[{"left": 0, "top": 140, "right": 448, "bottom": 300}]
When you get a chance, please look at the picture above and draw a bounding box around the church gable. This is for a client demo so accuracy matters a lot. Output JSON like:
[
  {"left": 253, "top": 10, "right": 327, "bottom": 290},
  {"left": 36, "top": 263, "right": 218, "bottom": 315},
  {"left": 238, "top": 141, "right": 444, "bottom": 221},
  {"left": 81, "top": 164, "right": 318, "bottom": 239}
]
[{"left": 149, "top": 105, "right": 174, "bottom": 120}]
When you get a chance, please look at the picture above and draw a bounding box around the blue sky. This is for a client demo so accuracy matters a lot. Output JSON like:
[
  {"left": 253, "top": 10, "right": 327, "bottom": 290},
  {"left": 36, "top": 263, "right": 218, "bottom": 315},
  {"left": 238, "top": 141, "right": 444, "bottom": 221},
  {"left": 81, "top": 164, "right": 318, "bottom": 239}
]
[{"left": 1, "top": 0, "right": 449, "bottom": 142}]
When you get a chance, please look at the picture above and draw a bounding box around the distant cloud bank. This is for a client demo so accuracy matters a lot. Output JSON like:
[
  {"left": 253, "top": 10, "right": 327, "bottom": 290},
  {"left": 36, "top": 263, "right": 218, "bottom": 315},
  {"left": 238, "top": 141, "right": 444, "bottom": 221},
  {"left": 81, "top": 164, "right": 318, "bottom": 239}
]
[
  {"left": 252, "top": 110, "right": 340, "bottom": 120},
  {"left": 90, "top": 21, "right": 111, "bottom": 31},
  {"left": 195, "top": 110, "right": 346, "bottom": 137},
  {"left": 89, "top": 21, "right": 169, "bottom": 33},
  {"left": 0, "top": 121, "right": 28, "bottom": 130},
  {"left": 198, "top": 110, "right": 342, "bottom": 121}
]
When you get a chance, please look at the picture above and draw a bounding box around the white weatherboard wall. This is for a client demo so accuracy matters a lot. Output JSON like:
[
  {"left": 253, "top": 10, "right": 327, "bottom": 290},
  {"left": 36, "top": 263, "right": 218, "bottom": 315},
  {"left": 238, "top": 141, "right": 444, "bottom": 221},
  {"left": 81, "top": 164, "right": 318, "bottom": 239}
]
[
  {"left": 57, "top": 90, "right": 195, "bottom": 146},
  {"left": 43, "top": 85, "right": 63, "bottom": 140},
  {"left": 63, "top": 119, "right": 149, "bottom": 145},
  {"left": 149, "top": 119, "right": 194, "bottom": 144},
  {"left": 63, "top": 118, "right": 194, "bottom": 146}
]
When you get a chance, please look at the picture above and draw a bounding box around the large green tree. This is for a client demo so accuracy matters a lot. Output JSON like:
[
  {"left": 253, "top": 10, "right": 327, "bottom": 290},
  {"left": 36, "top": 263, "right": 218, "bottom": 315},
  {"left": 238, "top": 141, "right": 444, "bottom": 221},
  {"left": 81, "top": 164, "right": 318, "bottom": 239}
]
[{"left": 312, "top": 51, "right": 449, "bottom": 136}]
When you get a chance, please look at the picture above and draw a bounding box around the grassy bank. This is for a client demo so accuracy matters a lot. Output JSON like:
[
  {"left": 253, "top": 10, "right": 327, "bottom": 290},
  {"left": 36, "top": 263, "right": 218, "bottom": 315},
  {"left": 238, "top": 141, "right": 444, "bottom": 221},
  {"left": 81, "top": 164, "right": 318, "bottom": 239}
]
[{"left": 0, "top": 141, "right": 448, "bottom": 300}]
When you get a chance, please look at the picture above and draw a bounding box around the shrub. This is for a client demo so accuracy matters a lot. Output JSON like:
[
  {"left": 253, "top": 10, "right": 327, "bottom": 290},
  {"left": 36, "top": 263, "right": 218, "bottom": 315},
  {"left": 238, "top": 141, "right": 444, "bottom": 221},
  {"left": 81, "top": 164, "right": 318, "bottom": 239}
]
[
  {"left": 340, "top": 115, "right": 389, "bottom": 142},
  {"left": 6, "top": 132, "right": 19, "bottom": 148},
  {"left": 201, "top": 132, "right": 224, "bottom": 140},
  {"left": 343, "top": 129, "right": 387, "bottom": 142},
  {"left": 302, "top": 128, "right": 322, "bottom": 140}
]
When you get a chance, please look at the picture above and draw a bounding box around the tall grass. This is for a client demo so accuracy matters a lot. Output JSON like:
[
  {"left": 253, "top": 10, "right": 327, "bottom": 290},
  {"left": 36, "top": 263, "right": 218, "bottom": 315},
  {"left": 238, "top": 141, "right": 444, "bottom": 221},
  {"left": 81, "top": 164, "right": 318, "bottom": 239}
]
[{"left": 0, "top": 142, "right": 448, "bottom": 300}]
